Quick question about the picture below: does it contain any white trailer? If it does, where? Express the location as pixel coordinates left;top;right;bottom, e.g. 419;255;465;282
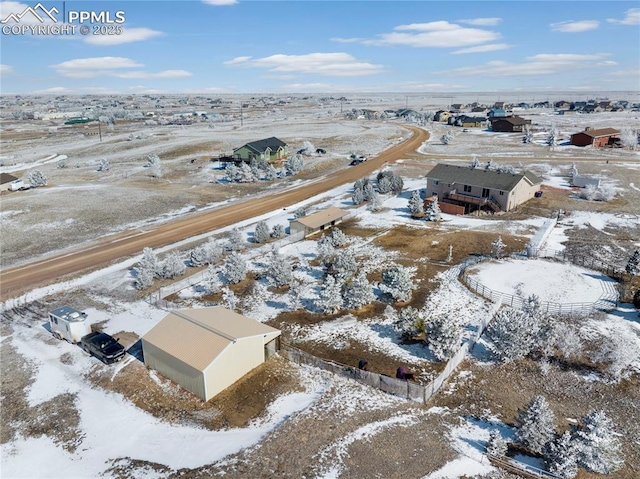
8;180;24;191
49;306;91;343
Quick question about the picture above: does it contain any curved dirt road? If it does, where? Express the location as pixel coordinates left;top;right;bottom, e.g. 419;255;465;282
0;125;428;302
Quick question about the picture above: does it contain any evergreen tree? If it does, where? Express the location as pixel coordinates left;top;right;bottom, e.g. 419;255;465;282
222;287;238;311
368;191;383;211
315;274;343;314
225;163;240;182
135;267;154;290
190;244;209;267
26;169;47;187
293;207;307;219
146;154;163;178
139;247;160;276
205;265;222;293
97;158;110;172
268;251;293;287
390;174;404;194
514;395;557;455
352;186;365;205
329;250;358;280
363;182;376;202
265;163;278;181
343;271;375;309
625;250;640;276
254;220;270;243
226;227;244;251
394;306;425;340
284;154;304;175
161;252;186;279
223;252;247;284
569;163;579;177
471;156;480;169
485;159;495;171
270;224;286;238
316;235;336;264
377;175;392;194
575;410;624;474
379;265;417;303
441;130;454;144
545;431;578;479
425;197;441;221
427;315;463;361
486;430;508;457
204;238;224;264
491;235;506;258
329;227;349;247
238;162;258;182
486;307;540;362
408;190;424;217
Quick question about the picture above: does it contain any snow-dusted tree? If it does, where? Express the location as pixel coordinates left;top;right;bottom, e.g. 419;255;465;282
343;271;376;309
486;307;540;362
226;227;244;251
556;327;582;361
271;223;286;238
253;220;270;244
377;175;392;194
56;158;67;169
368;191;383;211
569;163;579;177
329;227;348;247
283;154;304;175
161;252;186;279
146;154;163;178
267;250;293;287
485;159;495;171
547;125;560;150
486;430;508;457
427;315;463;361
394;306;424;340
316;235;336;264
363;182;376;202
205;265;222;293
390;174;404;194
27;169;47;187
97;158;110;172
522;294;541;317
545;431;579;479
620;128;637;150
329;250;358;280
293;207;307;219
575;410;624;474
189;245;209;267
491;235;506;258
352;186;365;205
441;130;454;144
315;274;343;314
139;247;160;274
408;190;425;217
625;249;639;276
425;197;441;221
264;163;278;181
379;265;417;303
237;162;258;183
204;238;224;264
471;156;481;169
522;126;533;144
288;279;308;311
223;252;247;284
135;267;155;290
222;287;238;311
514;395;556;454
497;164;516;174
225;163;240;182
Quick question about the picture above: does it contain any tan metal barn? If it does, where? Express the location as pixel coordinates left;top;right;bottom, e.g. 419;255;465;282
141;307;281;401
289;206;349;238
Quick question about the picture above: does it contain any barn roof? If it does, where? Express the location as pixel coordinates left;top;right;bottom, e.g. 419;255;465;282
292;206;349;229
572;128;620;138
142;307;280;371
235;136;287;154
426;163;542;191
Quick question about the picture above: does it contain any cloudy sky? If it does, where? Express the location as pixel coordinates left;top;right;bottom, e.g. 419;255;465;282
0;0;638;94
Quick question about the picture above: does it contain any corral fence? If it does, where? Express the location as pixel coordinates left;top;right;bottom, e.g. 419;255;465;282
525;247;623;281
488;455;562;479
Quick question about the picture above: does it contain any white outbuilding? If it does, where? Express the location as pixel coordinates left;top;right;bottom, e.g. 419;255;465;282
141;307;281;401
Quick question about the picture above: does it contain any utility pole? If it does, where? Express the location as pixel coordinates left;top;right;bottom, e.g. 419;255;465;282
98;119;102;142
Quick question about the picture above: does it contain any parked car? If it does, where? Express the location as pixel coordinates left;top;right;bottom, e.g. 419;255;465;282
350;158;362;166
316;148;326;154
80;332;126;364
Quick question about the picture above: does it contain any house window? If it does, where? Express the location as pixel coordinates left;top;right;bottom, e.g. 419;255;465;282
499;191;504;196
463;185;472;193
433;180;439;185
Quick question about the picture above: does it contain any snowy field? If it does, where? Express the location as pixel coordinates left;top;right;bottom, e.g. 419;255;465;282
2;94;640;478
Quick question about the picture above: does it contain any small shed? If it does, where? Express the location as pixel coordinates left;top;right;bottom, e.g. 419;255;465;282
289;206;349;238
570;128;620;147
142;307;281;401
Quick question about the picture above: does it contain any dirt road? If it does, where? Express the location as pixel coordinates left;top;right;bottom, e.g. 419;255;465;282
0;125;428;302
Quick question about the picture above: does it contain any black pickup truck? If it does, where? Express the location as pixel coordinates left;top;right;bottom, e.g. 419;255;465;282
80;332;126;364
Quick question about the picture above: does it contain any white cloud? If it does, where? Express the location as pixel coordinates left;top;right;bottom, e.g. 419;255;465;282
458;17;502;26
223;56;252;65
226;53;384;77
607;8;640;25
202;0;237;5
606;68;640;77
52;57;143;77
452;43;511;54
330;37;365;44
0;64;14;76
114;70;192;79
31;86;120;95
354;21;501;48
83;27;164;45
550;20;599;32
442;53;614;77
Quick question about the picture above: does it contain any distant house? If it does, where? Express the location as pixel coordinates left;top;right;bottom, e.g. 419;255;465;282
233;137;288;163
289;206;349;238
142;307;281;401
489;116;531;133
450;115;487;128
570;128;620;147
488;109;506;118
450;103;466;111
434;110;452;122
0;173;18;192
425;163;543;214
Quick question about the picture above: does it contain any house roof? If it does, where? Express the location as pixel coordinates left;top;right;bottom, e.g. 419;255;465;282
235;136;287;154
490;116;530;125
142;307;280;371
426;163;543;192
572;128;620;138
292;206;349;229
0;173;18;185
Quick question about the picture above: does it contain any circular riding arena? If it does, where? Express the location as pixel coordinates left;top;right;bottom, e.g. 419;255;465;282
465;258;619;311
